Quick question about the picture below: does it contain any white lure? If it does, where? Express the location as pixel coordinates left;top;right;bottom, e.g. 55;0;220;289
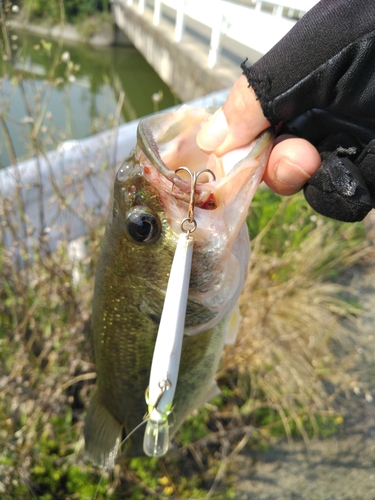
143;232;194;456
143;166;214;457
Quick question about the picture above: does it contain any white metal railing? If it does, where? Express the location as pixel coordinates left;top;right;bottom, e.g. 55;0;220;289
254;0;319;16
122;0;319;68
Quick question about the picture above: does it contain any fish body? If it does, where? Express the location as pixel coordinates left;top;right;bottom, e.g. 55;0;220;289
84;106;274;466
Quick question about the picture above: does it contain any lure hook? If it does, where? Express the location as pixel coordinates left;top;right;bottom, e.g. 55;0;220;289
145;378;172;415
175;167;216;235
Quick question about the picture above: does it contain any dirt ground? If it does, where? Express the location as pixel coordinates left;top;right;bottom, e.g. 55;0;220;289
231;247;375;499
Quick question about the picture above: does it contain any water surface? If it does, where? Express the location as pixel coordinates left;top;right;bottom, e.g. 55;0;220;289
0;30;178;168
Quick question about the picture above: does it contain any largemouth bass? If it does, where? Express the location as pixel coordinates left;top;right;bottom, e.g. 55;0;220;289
84;106;274;466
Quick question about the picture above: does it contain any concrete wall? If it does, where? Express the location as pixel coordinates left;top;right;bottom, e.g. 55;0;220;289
112;1;239;101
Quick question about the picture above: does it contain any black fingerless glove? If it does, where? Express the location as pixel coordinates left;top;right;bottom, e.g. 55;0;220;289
282;109;375;222
241;0;375;223
304;141;375;222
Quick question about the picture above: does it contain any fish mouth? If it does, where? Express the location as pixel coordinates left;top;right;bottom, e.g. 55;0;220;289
137;105;275;218
135;106;275;335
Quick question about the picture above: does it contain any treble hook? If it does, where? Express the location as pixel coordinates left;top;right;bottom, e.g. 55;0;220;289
175;167;216;235
145;378;172;415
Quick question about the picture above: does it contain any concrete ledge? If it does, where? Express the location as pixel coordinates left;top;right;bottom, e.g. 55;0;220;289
8;20;115;46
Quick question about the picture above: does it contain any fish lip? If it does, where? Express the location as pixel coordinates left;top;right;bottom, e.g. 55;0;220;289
137;115;187;189
137;114;218;208
137;109;275;211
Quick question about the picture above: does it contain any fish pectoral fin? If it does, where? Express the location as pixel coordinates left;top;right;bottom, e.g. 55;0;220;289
225;304;241;345
84;390;122;468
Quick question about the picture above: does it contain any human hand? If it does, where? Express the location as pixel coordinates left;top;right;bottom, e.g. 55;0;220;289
197;76;375;222
196;76;321;197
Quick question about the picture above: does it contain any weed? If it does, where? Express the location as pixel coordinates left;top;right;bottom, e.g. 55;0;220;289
223;189;372;445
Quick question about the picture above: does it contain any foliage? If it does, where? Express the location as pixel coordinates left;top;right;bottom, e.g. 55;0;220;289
22;0;110;24
77;11;112;38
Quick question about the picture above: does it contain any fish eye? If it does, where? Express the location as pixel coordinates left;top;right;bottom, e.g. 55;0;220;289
125;207;161;244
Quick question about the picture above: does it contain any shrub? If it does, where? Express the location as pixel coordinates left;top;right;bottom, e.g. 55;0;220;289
23;0;110;24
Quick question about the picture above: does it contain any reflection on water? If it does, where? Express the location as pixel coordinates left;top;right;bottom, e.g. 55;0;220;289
0;30;178;168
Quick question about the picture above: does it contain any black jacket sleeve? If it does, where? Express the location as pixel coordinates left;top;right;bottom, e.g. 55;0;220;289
241;0;375;222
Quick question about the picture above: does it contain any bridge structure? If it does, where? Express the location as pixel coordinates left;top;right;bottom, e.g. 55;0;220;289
112;0;319;101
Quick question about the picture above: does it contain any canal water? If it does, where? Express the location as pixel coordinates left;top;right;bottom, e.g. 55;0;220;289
0;29;178;168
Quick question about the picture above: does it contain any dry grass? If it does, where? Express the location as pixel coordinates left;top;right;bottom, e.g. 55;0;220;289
222;193;374;442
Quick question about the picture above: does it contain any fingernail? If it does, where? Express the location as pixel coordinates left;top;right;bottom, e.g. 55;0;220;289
196;108;228;151
275;158;312;187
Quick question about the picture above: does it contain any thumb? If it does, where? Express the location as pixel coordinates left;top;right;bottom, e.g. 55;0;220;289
196;76;271;156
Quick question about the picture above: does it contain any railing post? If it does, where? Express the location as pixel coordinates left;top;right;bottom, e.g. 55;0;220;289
208;7;224;69
274;4;283;17
139;0;145;13
174;0;185;42
154;0;161;25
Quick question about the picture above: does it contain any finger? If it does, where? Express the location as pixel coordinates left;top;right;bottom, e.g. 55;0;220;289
196;76;271;155
263;135;321;196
